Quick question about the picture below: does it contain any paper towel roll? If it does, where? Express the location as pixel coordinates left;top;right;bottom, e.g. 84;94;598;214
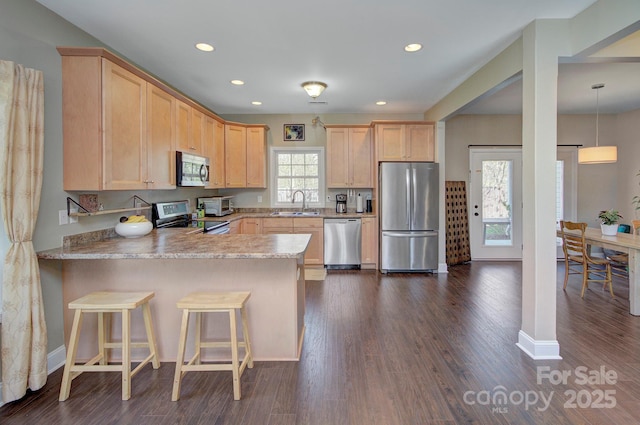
356;194;363;213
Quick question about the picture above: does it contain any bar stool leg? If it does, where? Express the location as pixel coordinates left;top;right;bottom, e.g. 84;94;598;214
194;311;202;365
240;306;254;369
229;309;241;400
59;309;84;401
172;308;190;401
97;312;107;365
142;302;160;369
121;308;132;401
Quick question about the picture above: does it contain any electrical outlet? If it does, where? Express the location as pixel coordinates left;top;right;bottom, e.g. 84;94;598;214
257;195;263;203
69;207;78;224
58;210;69;225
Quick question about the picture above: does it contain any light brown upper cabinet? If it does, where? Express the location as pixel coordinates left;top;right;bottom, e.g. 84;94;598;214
225;123;247;188
246;126;267;188
225;123;268;188
374;122;435;162
59;47;266;191
190;108;204;155
175;99;191;155
60;52;177;190
326;125;373;188
204;115;225;188
146;84;176;189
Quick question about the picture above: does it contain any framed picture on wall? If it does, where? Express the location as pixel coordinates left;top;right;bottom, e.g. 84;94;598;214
284;124;305;141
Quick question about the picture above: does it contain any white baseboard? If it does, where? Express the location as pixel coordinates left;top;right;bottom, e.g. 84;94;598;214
516;330;562;360
48;344;66;374
0;345;66;407
437;262;448;273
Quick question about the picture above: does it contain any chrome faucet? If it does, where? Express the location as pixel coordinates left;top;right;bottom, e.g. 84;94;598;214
291;190;306;210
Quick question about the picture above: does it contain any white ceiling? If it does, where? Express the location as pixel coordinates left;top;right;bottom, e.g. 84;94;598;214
35;0;638;116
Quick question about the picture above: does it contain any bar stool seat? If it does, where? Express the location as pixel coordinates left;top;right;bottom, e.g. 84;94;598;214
172;291;253;401
59;291;160;401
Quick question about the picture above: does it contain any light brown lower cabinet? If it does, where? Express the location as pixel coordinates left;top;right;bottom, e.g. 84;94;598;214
293;218;324;266
259;217;323;266
229;220;241;234
361;217;378;269
241;218;262;234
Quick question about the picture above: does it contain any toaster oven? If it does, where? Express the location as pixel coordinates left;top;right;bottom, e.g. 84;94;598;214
197;196;234;217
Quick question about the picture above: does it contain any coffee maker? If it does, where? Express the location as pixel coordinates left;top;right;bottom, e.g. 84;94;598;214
336;194;347;213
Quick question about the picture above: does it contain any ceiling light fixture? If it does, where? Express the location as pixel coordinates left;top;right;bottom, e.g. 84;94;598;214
578;83;617;164
404;43;422;52
230;79;245;85
301;81;327;99
376;101;387;106
195;43;214;52
251;101;262;106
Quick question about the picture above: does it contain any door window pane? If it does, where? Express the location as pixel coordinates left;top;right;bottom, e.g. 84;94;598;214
482;160;513;246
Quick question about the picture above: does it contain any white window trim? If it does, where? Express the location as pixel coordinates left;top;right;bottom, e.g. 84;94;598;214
269;146;325;208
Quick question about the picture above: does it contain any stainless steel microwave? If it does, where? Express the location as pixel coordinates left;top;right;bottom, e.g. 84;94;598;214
176;151;209;187
197;196;234;217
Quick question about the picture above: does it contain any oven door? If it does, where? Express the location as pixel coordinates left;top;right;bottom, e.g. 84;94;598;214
203;221;230;234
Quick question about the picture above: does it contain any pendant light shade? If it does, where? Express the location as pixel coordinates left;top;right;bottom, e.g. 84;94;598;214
578;146;617;164
578;83;617;164
301;81;327;98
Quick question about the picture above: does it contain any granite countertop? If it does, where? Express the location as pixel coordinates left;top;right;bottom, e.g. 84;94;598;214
37;228;311;260
213;209;377;222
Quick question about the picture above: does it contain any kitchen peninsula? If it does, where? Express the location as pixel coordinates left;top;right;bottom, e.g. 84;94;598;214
37;229;311;362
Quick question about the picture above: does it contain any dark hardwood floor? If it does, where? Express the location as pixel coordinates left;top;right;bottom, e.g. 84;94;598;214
3;262;640;424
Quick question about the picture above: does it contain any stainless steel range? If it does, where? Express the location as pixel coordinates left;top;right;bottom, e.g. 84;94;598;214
152;200;229;234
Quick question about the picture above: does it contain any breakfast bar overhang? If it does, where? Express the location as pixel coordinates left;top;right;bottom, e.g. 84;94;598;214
37;230;311;362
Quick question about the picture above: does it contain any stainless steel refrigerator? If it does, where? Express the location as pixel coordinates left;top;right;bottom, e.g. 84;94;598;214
379;162;439;272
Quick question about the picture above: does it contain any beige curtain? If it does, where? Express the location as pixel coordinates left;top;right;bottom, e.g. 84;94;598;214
0;60;47;403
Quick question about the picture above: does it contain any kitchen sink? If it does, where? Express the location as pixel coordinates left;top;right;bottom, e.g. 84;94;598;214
270;211;320;217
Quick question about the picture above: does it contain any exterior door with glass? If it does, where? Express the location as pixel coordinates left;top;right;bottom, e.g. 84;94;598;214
469;149;523;260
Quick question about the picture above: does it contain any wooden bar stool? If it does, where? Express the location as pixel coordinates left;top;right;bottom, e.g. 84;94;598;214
59;291;160;401
172;291;253;401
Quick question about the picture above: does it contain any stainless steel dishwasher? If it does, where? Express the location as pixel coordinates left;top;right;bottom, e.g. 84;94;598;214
324;218;361;269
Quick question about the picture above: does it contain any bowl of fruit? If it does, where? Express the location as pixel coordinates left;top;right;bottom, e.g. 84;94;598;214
115;215;153;238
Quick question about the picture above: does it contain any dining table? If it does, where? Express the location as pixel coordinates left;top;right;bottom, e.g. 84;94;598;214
558;226;640;315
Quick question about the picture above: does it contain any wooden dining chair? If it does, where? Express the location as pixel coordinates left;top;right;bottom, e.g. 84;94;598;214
560;220;614;298
606;220;640;278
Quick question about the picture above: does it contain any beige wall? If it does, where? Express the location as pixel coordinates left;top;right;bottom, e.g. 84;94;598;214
615;108;640;222
444;112;635;226
220;113;422;210
0;0;217;361
0;0;425;369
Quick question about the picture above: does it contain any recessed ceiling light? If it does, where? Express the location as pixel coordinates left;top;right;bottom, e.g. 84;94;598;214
376;101;387;106
251;101;262;106
404;43;422;52
195;43;214;52
230;80;245;85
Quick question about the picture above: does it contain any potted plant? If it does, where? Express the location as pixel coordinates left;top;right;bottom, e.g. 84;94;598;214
598;209;622;236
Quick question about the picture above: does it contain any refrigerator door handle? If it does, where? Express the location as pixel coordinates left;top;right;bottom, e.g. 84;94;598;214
406;168;411;226
382;231;438;238
412;167;417;228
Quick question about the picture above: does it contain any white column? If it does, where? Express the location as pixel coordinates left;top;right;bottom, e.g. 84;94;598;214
436;121;448;273
517;21;569;359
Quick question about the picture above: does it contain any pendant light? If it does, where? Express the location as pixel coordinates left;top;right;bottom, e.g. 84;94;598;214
578;83;617;164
